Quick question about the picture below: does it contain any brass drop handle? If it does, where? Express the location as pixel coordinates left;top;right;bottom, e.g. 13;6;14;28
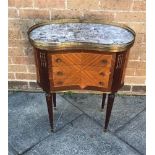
56;58;62;63
57;81;63;85
99;81;104;86
101;59;108;65
57;71;63;76
99;72;105;76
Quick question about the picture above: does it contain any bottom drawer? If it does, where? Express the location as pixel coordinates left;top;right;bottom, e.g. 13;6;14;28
52;78;81;87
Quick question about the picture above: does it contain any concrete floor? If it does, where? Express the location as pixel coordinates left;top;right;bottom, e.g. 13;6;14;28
8;92;146;155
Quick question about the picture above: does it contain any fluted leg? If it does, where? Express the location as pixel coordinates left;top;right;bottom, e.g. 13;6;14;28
104;93;115;132
45;93;54;132
101;93;106;109
52;93;56;108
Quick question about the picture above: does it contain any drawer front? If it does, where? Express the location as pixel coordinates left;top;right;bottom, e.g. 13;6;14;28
50;65;81;87
49;53;81;67
81;66;111;88
81;53;113;67
49;52;114;90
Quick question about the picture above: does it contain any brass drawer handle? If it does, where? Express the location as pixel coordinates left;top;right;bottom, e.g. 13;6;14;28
57;71;63;76
101;60;108;65
99;81;104;86
99;72;105;76
57;81;63;85
56;58;62;63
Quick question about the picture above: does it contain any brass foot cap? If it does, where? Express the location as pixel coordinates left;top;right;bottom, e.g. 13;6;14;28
104;129;107;132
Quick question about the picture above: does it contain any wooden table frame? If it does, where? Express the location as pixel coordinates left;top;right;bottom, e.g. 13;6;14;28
28;19;135;132
33;48;130;132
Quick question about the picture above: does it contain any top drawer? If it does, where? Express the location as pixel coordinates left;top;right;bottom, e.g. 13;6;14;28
81;53;113;67
49;53;81;67
49;52;113;68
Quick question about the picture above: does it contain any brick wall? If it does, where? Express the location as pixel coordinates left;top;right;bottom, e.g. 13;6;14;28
8;0;146;94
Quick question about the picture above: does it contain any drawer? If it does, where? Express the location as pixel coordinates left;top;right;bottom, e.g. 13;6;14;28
49;65;81;80
49;53;81;67
49;65;81;87
81;66;111;88
81;53;113;67
52;78;81;87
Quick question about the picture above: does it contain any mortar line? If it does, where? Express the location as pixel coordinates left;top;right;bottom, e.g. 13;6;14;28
54;113;84;133
57;97;143;155
114;108;146;133
62;95;145;155
20;133;53;155
62;94;146;132
61;95;105;127
9;143;19;155
109;131;143;155
20;113;84;155
70;111;142;155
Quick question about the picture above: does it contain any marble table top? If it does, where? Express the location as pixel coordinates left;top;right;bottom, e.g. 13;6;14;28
29;23;134;45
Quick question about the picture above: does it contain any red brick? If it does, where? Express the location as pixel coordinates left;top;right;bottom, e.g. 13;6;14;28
8;8;18;18
34;0;65;8
135;69;146;76
139;51;146;61
8;73;15;79
9;19;34;39
9;19;34;30
128;49;140;60
15;73;36;80
8;29;21;40
17;0;33;7
129;44;146;60
83;11;115;22
132;1;146;11
23;47;34;56
115;12;145;22
8;47;25;56
100;0;132;10
135;33;145;44
124;76;145;84
67;0;100;10
9;65;27;73
19;9;50;19
27;65;36;73
8;0;15;7
9;39;31;48
11;56;35;65
125;68;135;76
129;22;145;33
8;0;33;8
51;10;82;19
127;61;146;69
8;57;12;64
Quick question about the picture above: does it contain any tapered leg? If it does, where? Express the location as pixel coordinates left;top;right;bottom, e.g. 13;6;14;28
52;93;56;108
104;93;115;132
101;93;106;109
45;93;54;132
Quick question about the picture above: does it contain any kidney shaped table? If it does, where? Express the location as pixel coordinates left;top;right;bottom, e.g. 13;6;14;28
28;19;135;132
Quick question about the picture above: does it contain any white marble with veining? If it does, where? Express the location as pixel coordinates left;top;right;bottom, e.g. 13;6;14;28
29;23;134;45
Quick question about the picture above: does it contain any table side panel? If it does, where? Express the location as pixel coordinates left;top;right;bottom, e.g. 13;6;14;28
111;50;129;92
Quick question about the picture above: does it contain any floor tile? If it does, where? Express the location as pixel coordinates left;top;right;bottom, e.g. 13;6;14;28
116;111;146;155
8;144;17;155
8;92;82;154
25;115;139;155
62;94;146;132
